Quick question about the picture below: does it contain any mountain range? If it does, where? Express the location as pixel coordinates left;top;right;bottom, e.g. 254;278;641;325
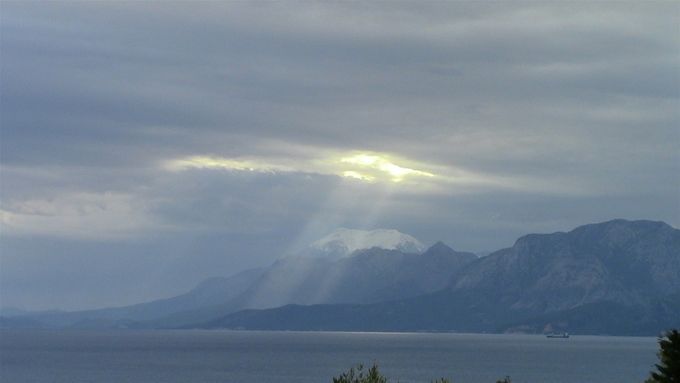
0;229;474;329
3;220;679;335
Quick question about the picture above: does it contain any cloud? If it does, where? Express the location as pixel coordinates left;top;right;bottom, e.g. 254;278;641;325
160;148;605;197
163;151;438;184
338;153;434;182
164;156;295;174
0;192;161;240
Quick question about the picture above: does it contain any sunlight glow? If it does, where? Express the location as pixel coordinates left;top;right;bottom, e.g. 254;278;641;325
165;152;437;185
164;156;290;173
339;153;435;182
341;171;375;182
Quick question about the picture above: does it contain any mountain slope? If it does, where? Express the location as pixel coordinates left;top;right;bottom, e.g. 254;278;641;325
7;267;266;328
142;242;476;328
9;240;475;329
200;219;680;335
232;243;476;309
451;219;680;312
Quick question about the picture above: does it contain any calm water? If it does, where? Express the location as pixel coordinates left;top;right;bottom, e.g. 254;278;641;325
0;330;658;383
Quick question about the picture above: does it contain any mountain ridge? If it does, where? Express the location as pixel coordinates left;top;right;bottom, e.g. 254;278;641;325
2;239;474;329
4;219;677;336
198;219;680;335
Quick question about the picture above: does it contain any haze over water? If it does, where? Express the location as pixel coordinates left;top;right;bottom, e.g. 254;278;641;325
0;330;658;383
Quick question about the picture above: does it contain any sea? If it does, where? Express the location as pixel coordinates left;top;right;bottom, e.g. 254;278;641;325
0;330;658;383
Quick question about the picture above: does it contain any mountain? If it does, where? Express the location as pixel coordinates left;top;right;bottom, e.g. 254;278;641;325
4;267;266;329
228;243;476;309
140;242;475;328
451;219;680;312
232;229;432;312
11;219;677;335
307;228;426;258
7;236;474;330
199;219;680;335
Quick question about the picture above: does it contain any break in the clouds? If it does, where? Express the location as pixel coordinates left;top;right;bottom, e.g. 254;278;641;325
164;151;439;184
1;2;678;310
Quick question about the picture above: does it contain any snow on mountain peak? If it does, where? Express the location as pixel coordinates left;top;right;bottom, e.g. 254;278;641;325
309;228;425;257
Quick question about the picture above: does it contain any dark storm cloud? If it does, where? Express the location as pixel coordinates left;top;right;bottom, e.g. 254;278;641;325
1;1;678;309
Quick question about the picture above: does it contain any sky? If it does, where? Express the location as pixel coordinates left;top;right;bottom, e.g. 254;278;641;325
1;1;678;311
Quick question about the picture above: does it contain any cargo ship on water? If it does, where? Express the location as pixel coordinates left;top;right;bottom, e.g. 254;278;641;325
546;332;570;338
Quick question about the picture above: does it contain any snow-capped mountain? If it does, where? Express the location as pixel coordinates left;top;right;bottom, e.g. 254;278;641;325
309;228;426;257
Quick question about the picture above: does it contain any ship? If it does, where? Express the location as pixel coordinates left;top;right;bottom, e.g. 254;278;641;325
546;332;570;338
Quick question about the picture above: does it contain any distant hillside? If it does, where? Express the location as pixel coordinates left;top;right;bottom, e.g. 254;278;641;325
230;243;476;309
200;220;680;335
6;239;475;329
140;242;475;328
2;267;266;329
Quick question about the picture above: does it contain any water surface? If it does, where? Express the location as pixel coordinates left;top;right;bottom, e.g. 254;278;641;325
0;330;658;383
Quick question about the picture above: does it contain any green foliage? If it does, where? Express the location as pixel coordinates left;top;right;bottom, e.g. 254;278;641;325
332;364;388;383
646;329;680;383
332;363;515;383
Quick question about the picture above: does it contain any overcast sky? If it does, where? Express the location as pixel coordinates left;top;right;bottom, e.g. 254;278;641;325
1;1;678;311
